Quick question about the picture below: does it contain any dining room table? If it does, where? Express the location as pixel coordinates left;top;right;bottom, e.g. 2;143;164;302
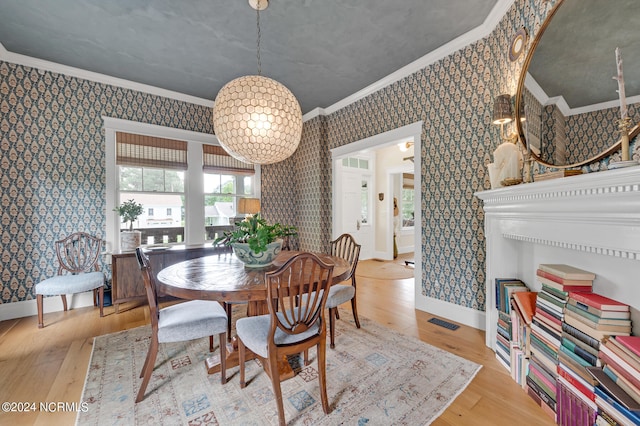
155;249;351;379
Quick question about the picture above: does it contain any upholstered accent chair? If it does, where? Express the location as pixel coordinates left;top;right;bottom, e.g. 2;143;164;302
35;232;105;328
134;248;228;403
326;233;361;348
236;252;334;426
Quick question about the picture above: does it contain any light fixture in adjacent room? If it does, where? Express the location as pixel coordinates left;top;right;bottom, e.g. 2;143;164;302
398;141;413;152
212;0;302;165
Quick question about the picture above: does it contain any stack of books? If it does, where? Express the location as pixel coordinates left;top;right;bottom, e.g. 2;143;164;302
558;292;632;426
586;336;640;425
528;264;595;422
510;291;537;387
495;278;528;372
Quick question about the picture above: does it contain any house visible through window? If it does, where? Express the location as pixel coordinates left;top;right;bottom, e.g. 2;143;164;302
111;128;258;247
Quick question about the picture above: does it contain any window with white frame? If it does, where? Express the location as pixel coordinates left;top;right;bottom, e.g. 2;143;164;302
401;173;414;228
114;131;257;247
202;145;255;239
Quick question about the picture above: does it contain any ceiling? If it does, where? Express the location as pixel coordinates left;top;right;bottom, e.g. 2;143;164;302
0;0;499;114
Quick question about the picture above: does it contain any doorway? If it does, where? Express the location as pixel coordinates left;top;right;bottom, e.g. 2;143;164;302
331;122;423;294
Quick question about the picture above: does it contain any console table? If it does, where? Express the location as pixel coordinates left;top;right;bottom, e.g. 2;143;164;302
110;245;230;312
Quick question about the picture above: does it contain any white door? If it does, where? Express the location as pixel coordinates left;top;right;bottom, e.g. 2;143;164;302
338;168;373;260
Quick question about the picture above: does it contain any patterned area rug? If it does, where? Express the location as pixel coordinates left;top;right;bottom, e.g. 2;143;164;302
77;313;480;425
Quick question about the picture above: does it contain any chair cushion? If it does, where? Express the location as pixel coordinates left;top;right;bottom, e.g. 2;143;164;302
236;311;320;358
158;300;227;343
326;284;355;309
35;272;104;295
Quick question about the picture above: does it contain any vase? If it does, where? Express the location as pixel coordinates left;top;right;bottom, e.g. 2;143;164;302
120;230;141;252
231;239;282;268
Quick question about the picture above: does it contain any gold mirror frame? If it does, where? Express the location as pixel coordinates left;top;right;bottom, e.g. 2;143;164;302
514;0;640;169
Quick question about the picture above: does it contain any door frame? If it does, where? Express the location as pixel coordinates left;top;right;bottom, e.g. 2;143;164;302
330;121;423;293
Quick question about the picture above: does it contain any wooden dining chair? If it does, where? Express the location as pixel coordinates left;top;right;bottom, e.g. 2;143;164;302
35;232;105;328
134;248;228;403
326;233;361;348
236;252;334;425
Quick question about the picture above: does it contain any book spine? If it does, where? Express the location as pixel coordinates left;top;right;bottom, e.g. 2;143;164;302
559;345;591;368
562;338;598;366
594;386;640;424
603;366;640;405
529;363;557;397
569;292;628;312
537;268;593;286
532;319;561;343
599;345;640;382
537;302;564;321
562;322;600;349
599;351;640;390
557;366;595;401
526;375;557;410
562;332;599;357
616;337;640;359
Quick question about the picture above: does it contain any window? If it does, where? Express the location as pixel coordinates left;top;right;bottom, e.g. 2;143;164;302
360;179;369;224
401;173;415;228
116;132;187;245
202;145;255;238
105;119;261;250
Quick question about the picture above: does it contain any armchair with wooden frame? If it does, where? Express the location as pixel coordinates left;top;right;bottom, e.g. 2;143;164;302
35;232;105;328
134;248;228;403
236;252;334;426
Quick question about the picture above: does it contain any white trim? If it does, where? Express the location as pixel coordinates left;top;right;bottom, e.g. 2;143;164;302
415;295;486;331
1;0;515;120
331;121;422;313
0;42;214;108
0;293;96;322
322;0;516;115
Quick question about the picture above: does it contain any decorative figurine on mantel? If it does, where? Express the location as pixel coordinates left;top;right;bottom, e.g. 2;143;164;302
488;94;524;188
610;47;638;169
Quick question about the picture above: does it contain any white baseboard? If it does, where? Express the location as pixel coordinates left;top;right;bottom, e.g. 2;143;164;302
0;293;96;322
415;294;486;331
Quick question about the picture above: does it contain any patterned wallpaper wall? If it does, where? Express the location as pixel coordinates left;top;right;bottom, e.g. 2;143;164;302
0;62;213;303
3;0;636;313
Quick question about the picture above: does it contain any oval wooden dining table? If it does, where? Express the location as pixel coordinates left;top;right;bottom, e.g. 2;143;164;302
156;250;350;378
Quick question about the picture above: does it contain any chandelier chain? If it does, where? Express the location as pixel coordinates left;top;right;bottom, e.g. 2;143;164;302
256;0;262;76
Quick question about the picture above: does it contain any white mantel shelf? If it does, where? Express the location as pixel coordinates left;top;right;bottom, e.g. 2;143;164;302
475;167;640;349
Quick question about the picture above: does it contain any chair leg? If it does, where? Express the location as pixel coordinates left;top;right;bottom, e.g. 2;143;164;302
303;348;310;366
350;295;361;329
317;339;330;415
98;287;104;317
37;294;44;328
334;308;340;320
209;336;214;352
238;337;246;389
61;295;68;311
136;337;159;403
225;303;232;342
219;333;227;384
329;307;337;349
268;355;286;426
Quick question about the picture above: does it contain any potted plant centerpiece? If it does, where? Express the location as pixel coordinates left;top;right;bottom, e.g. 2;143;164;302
114;199;144;252
214;214;297;267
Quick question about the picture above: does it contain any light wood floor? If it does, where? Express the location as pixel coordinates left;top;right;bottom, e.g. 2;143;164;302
0;269;554;425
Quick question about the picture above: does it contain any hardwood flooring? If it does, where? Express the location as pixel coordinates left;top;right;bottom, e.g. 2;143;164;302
0;270;554;425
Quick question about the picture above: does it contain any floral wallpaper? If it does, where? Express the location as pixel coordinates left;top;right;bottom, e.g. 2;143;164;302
2;0;635;315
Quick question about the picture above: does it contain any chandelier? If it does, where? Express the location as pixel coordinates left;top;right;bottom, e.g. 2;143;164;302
212;0;302;165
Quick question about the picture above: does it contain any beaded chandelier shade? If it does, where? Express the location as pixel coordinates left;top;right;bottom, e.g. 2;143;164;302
212;0;302;165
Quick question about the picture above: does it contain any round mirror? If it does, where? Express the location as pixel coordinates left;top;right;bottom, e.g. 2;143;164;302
515;0;640;168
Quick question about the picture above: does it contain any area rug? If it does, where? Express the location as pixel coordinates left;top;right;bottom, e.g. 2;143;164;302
77;313;480;425
356;253;415;280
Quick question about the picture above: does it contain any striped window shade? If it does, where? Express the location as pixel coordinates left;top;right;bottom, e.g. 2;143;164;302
203;144;255;175
116;132;188;170
402;173;414;189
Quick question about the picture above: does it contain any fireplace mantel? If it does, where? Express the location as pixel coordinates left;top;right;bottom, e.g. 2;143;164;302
476;167;640;349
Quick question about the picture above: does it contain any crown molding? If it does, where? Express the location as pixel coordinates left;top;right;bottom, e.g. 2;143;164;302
322;0;517;115
0;42;214;108
1;1;517;116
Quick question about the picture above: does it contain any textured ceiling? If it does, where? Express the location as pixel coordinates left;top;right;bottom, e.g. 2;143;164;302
527;0;640;109
0;0;498;113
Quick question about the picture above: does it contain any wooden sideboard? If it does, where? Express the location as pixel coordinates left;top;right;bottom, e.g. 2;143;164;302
111;245;231;312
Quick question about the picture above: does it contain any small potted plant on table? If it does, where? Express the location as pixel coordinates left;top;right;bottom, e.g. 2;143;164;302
214;214;297;267
114;199;144;251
